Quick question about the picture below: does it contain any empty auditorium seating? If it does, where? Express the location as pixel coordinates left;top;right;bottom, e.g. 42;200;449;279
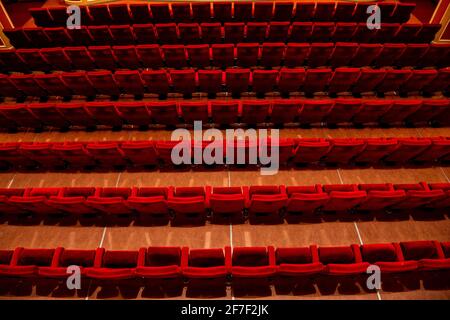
320;244;369;275
168;187;207;225
85;187;132;216
209;187;246;223
127;187;170;224
246;186;287;223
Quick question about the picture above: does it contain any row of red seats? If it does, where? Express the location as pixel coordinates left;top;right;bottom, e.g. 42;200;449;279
0;183;449;224
0;241;449;292
5;22;440;49
2;43;448;73
29;2;416;26
0;99;449;131
1;68;448;98
0;137;448;172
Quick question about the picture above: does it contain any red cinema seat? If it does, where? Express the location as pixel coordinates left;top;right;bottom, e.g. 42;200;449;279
29;7;53;27
322;139;366;164
428;184;450;208
88;26;113;46
180;101;209;124
254;2;273;21
394;23;422;43
57;103;96;128
399;67;436;92
273;1;293;21
392;2;416;23
61;72;96;97
327;68;360;94
112;45;141;69
85;249;137;281
0;50;28;73
44;27;73;46
320;245;369;276
333;23;357;42
3;28;30;48
121;142;157;167
251;70;278;95
162;45;186;68
0;143;35;169
240;100;270;124
303;69;332;93
293;2;315;21
351;69;386;93
375;44;406;67
270;99;301;125
351;44;383;67
278;68;306;93
370;23;399;43
110;25;135;45
22;27;51;48
201;23;222;43
38;247;97;280
402;241;450;271
89;4;112;25
210;100;239;125
260;43;284;67
155;140;190;165
420;43;450;68
192;2;211;22
33;74;72;97
178;23;201;44
86;188;132;216
391;182;446;210
19;143;65;168
325;99;362;125
0;249;14;274
315;2;335;21
290;22;313;42
87;71;120;96
413;137;450;163
155;23;178;44
208;187;246;223
267;22;290;42
298;100;334;126
135;247;183;291
0;248;55;278
115;101;151;127
9;74;47;97
284;43;309;67
353;23;377;43
108;4;132;24
132;24;157;44
334;2;355;21
415;23;441;43
352;99;393;125
67;26;93;47
0;75;20;97
423;68;450;94
224;22;245;43
85;102;123;127
171;2;191;22
353;138;398;164
236;43;259;67
86;142;127;167
149;3;171;23
114;71;145;96
147;101;179;126
211;44;234;67
379;99;422;125
293;138;331;163
226;68;250;96
40;48;72;71
246;186;287;224
47;187;96;216
406;99;450;126
321;185;367;212
16;49;49;71
88;46;116;70
48;7;68;25
127;187;169;223
9;188;62;215
64;47;95;70
0;105;40;129
0;189;25;215
286;185;330;216
231;246;276;285
27;103;69;129
51;142;96;168
357;185;406;211
311;22;335;42
187;44;210;68
246;22;267;42
383;138;432;163
307;43;333;67
361;243;417;273
170;69;197;95
213;2;232;22
198;70;223;95
275;246;325;278
329;43;358;67
168;187;207;225
136;44;163;68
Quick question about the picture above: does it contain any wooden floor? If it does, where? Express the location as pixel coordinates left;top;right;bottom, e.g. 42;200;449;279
0;126;449;300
